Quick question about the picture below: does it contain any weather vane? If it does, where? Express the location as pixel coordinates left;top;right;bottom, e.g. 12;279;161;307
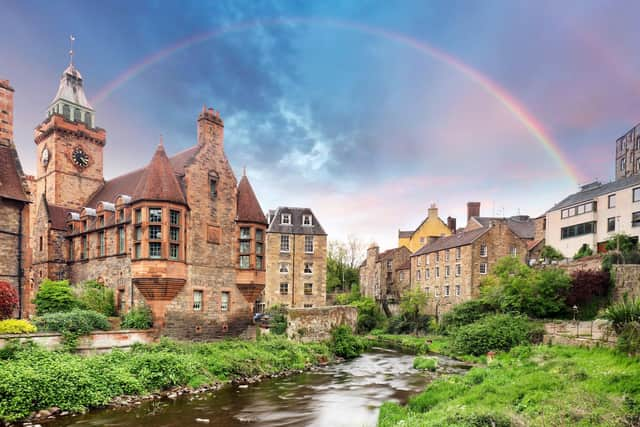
69;35;75;66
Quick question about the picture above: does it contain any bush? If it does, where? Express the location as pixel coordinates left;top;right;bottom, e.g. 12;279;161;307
0;282;18;320
350;297;384;333
33;279;78;315
439;299;496;333
386;314;432;335
413;356;437;371
566;270;610;319
76;281;116;317
330;325;366;359
35;309;111;335
121;306;153;329
573;243;593;260
450;314;540;356
601;297;640;333
267;305;288;335
540;245;564;261
617;322;640;355
0;319;37;334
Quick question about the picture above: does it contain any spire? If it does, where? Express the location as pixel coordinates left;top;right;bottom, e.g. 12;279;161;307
69;35;75;66
132;144;187;205
237;173;267;224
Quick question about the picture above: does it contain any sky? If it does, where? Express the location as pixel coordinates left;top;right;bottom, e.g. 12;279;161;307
2;0;640;249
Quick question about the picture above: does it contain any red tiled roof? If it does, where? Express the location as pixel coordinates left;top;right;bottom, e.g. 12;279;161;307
132;144;187;205
237;174;267;224
0;144;29;202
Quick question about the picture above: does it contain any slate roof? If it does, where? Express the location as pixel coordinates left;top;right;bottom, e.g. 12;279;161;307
47;203;73;231
237;174;267;224
473;216;535;239
267;207;327;235
132;144;187;205
412;227;490;256
86;145;199;208
0;144;29;202
51;64;93;110
377;246;409;262
548;175;640;212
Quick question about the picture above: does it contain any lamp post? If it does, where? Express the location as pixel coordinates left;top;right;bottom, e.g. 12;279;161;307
572;305;578;322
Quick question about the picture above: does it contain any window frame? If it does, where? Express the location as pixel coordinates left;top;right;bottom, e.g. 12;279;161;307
304;235;314;253
279;282;289;295
302;214;313;226
221;291;230;312
479;262;488;275
280;235;290;252
193;290;203;311
304;282;313;296
281;213;291;225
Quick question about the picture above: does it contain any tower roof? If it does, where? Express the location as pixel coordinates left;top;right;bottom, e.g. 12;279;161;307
50;63;93;110
132;143;187;205
237;173;267;224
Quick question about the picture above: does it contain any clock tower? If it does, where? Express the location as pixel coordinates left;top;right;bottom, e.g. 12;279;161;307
34;53;105;210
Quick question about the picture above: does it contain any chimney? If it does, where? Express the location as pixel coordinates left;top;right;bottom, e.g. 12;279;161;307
467;202;480;222
447;216;456;233
428;203;438;218
197;104;224;150
0;80;14;147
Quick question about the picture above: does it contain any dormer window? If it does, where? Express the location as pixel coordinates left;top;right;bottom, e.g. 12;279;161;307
302;215;312;226
281;214;291;225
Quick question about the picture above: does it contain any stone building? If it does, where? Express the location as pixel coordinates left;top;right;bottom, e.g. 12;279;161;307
358;245;411;309
615;123;640;180
0;80;31;318
264;207;327;309
410;203;536;317
18;58;267;339
398;203;455;252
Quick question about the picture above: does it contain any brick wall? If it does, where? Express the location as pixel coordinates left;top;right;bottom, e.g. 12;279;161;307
286;305;357;342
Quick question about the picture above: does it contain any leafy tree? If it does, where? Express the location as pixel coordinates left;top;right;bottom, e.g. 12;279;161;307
573;243;593;260
606;234;638;253
397;288;429;335
540;245;564;261
602;234;640;271
327;236;365;293
76;280;116;317
350;295;384;333
33;279;78;315
0;281;18;320
439;299;497;333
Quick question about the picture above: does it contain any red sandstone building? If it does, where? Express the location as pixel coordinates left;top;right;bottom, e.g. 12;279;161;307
1;59;269;338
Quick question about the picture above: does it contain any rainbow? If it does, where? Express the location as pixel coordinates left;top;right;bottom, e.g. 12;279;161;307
91;17;582;184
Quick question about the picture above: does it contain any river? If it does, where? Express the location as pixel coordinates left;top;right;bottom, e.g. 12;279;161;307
46;349;469;427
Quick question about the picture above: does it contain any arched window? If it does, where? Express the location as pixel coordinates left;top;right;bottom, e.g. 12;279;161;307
62;104;71;120
74;108;82;122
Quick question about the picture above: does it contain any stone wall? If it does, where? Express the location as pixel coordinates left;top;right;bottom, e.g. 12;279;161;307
0;329;155;354
286;305;357;342
553;255;602;273
613;264;640;301
543;320;616;348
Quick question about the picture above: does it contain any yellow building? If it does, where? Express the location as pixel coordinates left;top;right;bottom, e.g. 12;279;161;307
398;204;453;252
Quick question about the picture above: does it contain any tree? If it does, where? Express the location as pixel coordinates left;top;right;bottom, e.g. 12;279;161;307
33;279;78;315
327;236;365;292
0;281;18;320
540;245;564;262
399;288;429;335
573;243;593;260
605;234;638;253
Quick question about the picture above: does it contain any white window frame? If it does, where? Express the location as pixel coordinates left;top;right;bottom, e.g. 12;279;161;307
455;247;461;260
455;284;461;296
425;254;430;265
302;214;313;226
425;268;430;279
511;246;517;257
280;235;290;253
417;256;421;267
444;285;450;297
304;235;314;253
416;269;421;281
435;266;440;278
279;262;289;274
304;263;313;274
480;262;488;275
445;265;450;278
479;244;488;257
193;290;203;311
455;263;461;277
281;213;292;225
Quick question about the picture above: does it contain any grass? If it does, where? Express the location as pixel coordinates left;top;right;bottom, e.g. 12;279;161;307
413;356;437;371
0;335;333;422
379;344;640;426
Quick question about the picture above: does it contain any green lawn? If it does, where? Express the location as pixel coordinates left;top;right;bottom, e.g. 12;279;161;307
379;344;640;426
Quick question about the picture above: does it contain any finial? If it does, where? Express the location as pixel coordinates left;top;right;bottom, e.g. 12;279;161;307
69;35;75;66
243;166;247;177
159;134;164;147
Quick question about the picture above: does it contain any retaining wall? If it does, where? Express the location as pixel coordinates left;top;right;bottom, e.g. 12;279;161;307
613;264;640;302
286;305;357;343
542;320;616;348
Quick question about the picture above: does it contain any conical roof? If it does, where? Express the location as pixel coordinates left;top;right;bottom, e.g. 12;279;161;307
132;144;187;205
50;64;93;110
237;173;267;224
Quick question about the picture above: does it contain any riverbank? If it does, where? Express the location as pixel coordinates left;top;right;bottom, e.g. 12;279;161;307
0;336;335;424
379;344;640;426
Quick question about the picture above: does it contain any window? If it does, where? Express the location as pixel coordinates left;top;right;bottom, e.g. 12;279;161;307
193;290;203;311
561;202;596;219
74;108;81;122
399;271;404;281
609;194;616;209
98;231;105;256
69;239;74;260
149;208;162;223
81;235;88;260
417;256;421;267
256;229;264;242
304;263;313;274
435;287;440;297
239;241;250;254
170;227;179;242
444;285;450;297
135;243;141;259
425;287;430;295
455;263;461;277
240;227;251;239
149;225;162;240
85;112;92;127
135;226;142;241
445;265;450;278
425;268;430;279
118;209;125;222
63;104;70;120
479;263;488;274
456;247;461;260
425;254;429;265
279;263;289;274
633;212;640;227
209;178;217;199
304;236;314;253
455;284;461;296
621;158;627;172
304;304;313;308
149;242;161;258
135;209;142;224
39;236;43;251
280;283;289;295
445;250;450;262
386;260;392;270
479;244;487;257
436;252;440;262
239;255;250;269
280;235;290;252
561;221;597;239
302;214;313;226
511;246;517;257
608;217;616;232
435;266;440;278
416;269;421;280
170;210;180;225
170;244;179;260
304;283;313;295
256;256;263;270
221;292;229;311
98;215;104;227
281;214;291;225
634;187;640;202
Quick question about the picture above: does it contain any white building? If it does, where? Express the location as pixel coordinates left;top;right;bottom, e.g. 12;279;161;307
546;176;640;257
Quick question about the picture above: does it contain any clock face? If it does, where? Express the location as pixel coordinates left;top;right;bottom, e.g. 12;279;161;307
71;147;90;168
41;147;49;166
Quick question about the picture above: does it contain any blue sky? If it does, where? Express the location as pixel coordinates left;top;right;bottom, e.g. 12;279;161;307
3;0;640;248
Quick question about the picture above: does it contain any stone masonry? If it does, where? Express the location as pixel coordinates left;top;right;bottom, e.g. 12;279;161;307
286;305;357;342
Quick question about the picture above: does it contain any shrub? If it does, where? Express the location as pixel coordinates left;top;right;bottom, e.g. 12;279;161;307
413;356;437;371
76;280;116;317
0;319;37;334
121;306;153;329
606;234;638;253
617;322;640;355
439;299;496;333
350;297;384;333
573;243;593;260
386;314;432;335
450;314;540;356
566;270;611;319
0;282;18;320
33;279;78;315
35;309;110;335
601;297;640;333
330;325;366;359
267;305;287;335
540;245;564;262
